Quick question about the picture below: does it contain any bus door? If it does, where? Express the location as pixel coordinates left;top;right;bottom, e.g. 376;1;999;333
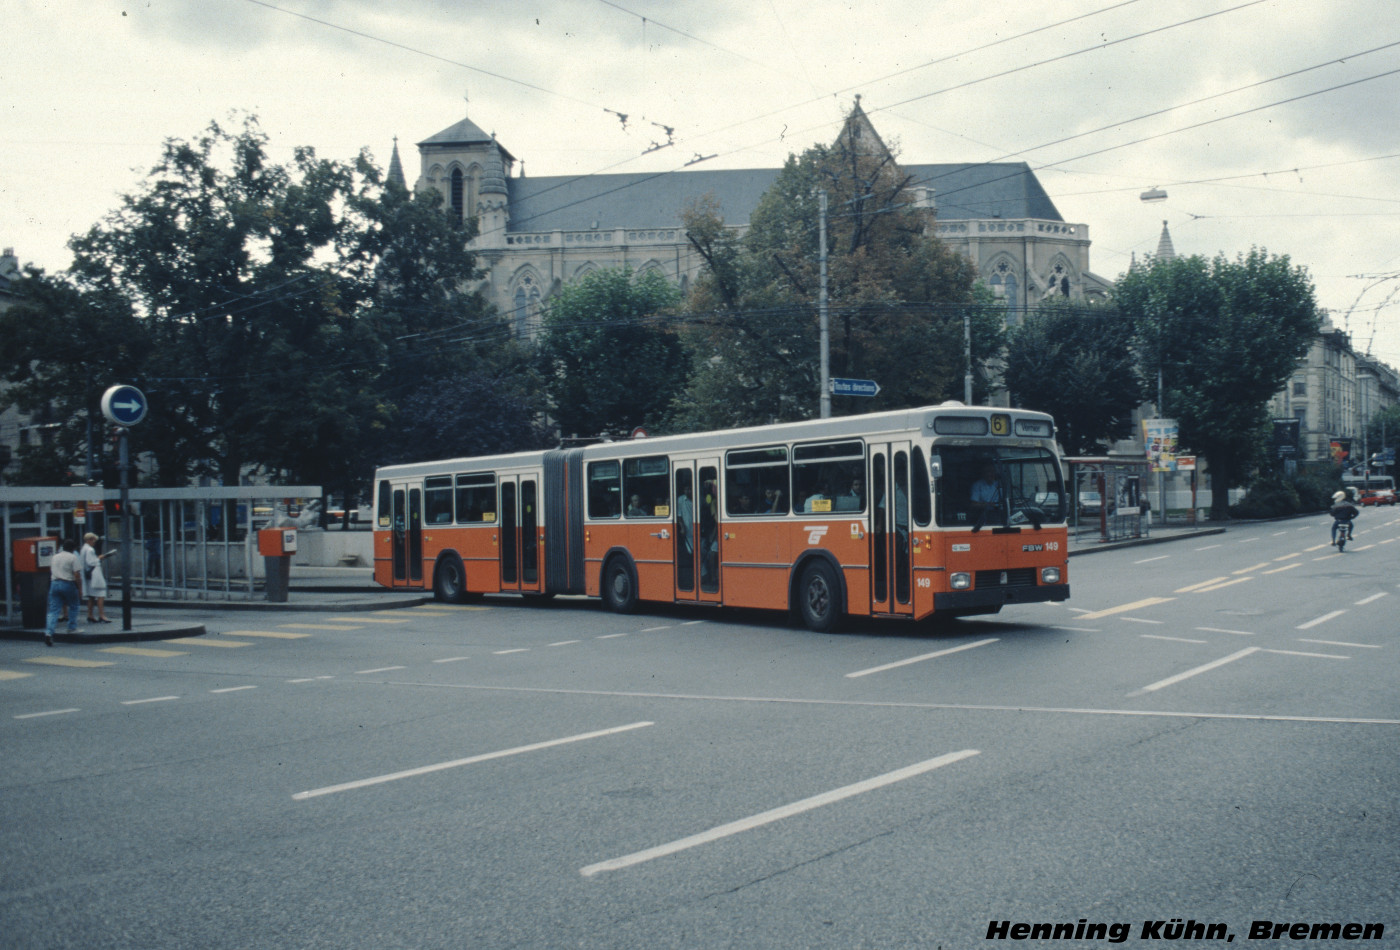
391;482;423;588
673;459;721;602
869;442;913;616
497;475;542;593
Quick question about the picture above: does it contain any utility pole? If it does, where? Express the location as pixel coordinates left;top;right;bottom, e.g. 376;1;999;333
818;189;831;419
963;309;973;404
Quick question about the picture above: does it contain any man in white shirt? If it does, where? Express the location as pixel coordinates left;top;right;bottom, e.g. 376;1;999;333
45;538;82;646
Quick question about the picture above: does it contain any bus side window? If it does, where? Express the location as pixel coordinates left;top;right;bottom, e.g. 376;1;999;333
624;456;670;518
425;475;454;524
725;446;789;515
588;461;622;519
912;448;932;526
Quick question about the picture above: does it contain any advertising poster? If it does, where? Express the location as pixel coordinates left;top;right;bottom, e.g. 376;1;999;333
1142;418;1179;472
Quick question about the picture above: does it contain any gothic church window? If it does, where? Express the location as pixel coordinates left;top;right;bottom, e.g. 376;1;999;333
989;260;1021;325
513;274;542;336
450;169;464;222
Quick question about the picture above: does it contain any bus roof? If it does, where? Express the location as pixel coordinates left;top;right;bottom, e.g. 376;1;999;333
373;403;1056;480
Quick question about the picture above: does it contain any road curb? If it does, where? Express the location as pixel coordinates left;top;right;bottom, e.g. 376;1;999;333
1069;527;1226;557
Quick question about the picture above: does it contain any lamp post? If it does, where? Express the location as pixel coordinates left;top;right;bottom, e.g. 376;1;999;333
1359;370;1375;489
1140;186;1169;520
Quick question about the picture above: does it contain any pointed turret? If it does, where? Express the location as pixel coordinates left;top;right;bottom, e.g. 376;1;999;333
386;137;406;189
1155;220;1176;261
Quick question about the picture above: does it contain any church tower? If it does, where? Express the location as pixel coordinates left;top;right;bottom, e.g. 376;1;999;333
414;110;516;258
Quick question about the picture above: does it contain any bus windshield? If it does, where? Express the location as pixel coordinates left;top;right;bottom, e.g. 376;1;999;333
933;445;1067;528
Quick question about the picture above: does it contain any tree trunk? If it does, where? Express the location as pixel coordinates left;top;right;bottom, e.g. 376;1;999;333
1208;454;1232;521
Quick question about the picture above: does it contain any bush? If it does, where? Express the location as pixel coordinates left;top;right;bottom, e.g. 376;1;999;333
1230;473;1339;519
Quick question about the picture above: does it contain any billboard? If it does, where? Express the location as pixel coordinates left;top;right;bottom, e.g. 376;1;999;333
1142;418;1179;472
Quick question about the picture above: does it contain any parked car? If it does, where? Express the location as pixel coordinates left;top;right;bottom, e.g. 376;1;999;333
1077;490;1103;519
1358;487;1396;507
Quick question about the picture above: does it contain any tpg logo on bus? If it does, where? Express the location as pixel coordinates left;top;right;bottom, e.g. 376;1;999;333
804;525;829;545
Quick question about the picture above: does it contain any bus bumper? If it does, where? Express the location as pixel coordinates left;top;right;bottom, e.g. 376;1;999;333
934;584;1070;610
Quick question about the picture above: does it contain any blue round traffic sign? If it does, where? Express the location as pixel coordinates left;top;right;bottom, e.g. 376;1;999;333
101;385;148;427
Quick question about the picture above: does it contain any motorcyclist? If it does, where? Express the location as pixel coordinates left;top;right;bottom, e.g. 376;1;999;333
1330;490;1359;547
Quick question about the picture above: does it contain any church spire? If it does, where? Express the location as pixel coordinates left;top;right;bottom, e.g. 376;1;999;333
386;136;406;189
1154;220;1176;261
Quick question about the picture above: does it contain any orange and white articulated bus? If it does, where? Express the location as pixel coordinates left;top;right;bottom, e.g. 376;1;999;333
372;403;1069;630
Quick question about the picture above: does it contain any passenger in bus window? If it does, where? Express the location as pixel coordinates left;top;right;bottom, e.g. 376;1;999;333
627;494;647;517
763;487;785;514
804;483;830;512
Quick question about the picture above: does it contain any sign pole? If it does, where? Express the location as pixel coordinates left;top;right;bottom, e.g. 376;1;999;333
101;384;146;632
119;429;132;631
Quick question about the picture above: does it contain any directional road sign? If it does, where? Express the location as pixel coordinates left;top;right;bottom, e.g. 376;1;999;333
829;377;881;397
101;384;148;427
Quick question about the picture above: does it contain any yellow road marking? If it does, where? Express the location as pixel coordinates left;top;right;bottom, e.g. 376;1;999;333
1194;576;1254;593
101;647;188;658
1272;552;1302;561
279;623;360;631
1304;543;1331;552
223;630;311;639
1174;577;1230;593
0;669;34;680
1262;563;1302;575
24;656;114;668
328;616;410;624
166;637;253;648
1076;597;1174;621
1233;562;1271;575
411;605;489;612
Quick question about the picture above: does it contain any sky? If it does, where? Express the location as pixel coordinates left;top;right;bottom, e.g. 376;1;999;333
7;0;1400;364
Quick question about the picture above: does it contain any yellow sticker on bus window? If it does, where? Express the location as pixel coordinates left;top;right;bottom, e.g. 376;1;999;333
810;498;832;513
482;512;496;522
991;413;1011;436
655;506;671;517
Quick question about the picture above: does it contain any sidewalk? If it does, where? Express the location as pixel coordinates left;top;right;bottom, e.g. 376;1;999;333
1067;521;1225;556
0;567;425;645
2;525;1227;644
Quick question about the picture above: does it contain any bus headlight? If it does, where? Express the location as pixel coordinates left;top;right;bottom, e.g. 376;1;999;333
950;572;972;590
1041;567;1062;585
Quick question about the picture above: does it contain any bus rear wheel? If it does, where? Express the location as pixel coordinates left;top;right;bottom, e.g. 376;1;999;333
602;558;638;614
797;561;842;632
433;554;467;603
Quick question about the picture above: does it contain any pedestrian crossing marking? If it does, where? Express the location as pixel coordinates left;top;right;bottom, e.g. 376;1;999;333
24;656;115;668
328;616;409;624
279;623;360;631
166;637;253;648
101;647;188;658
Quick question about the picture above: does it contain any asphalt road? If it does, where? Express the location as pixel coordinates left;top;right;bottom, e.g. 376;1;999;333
2;513;1397;949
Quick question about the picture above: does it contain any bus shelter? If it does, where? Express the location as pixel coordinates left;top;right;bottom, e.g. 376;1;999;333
2;485;320;625
1063;457;1152;543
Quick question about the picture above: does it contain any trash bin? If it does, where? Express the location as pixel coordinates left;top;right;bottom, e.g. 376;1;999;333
12;537;58;629
258;528;297;603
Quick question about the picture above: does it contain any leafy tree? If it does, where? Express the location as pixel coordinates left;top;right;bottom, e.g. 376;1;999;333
1115;249;1321;517
67;115;367;487
1003;301;1141;455
0;268;149;485
535;267;686;438
674;110;996;430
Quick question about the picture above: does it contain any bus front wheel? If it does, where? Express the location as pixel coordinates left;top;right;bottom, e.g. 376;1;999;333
602;558;638;614
797;561;842;632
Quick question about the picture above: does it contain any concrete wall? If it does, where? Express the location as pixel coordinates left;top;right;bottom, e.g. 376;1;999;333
292;528;374;567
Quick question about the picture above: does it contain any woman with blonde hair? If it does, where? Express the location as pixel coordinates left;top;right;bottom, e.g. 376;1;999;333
80;533;115;623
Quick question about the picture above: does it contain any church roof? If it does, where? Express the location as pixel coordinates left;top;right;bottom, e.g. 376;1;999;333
504;161;1063;234
418;115;517;164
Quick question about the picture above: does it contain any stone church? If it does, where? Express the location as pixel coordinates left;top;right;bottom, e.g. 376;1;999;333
395;99;1112;332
